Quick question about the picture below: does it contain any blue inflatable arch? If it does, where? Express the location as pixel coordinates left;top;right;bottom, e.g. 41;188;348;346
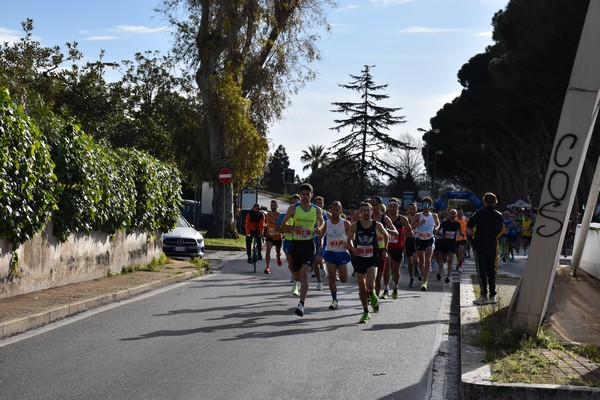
434;191;483;211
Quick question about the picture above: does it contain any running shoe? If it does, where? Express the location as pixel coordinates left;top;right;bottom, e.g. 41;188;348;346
329;300;338;310
291;283;299;297
247;256;252;264
373;304;380;313
295;303;304;317
392;289;398;300
457;267;463;273
486;296;497;305
276;256;282;266
444;276;450;284
264;266;271;274
473;296;488;305
369;292;379;309
420;281;428;292
409;278;415;288
380;290;389;300
316;281;323;291
436;273;441;281
359;312;371;324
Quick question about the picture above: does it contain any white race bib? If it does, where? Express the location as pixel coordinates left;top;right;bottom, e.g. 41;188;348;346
328;238;345;251
294;227;313;239
418;231;432;240
357;245;374;257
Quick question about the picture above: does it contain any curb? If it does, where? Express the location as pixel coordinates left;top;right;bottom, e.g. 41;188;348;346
204;245;244;251
459;273;600;399
0;269;201;340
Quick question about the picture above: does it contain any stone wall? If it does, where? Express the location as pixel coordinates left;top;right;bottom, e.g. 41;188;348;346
0;222;162;299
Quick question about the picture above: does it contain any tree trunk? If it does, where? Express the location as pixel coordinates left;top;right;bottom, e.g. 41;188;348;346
201;99;238;239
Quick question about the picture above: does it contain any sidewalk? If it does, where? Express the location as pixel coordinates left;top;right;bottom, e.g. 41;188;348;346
459;254;600;399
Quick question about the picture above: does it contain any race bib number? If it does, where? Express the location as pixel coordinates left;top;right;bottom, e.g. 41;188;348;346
418;231;432;240
357;245;374;257
328;239;345;251
294;227;313;239
444;231;456;240
268;227;277;236
389;233;399;244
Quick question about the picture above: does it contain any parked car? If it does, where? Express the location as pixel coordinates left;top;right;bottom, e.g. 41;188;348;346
162;216;205;259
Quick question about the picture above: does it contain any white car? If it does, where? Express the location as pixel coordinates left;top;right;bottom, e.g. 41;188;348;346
162;216;205;259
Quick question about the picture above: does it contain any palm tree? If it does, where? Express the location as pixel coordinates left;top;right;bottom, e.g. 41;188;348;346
300;144;331;173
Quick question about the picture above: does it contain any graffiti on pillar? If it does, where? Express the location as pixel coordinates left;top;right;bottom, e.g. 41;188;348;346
536;133;578;238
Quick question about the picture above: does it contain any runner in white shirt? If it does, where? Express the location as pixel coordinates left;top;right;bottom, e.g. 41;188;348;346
318;201;352;310
410;197;440;292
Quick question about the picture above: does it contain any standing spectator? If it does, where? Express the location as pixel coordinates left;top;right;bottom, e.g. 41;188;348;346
467;192;505;305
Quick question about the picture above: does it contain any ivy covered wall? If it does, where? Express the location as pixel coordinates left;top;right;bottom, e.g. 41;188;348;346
0;88;182;282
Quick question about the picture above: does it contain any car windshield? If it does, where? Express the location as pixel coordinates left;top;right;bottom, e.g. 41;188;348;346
176;216;192;228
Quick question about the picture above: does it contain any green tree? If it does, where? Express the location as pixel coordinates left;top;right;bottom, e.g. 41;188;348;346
0;19;86;132
300;144;331;174
264;144;290;193
330;65;408;200
427;0;595;206
158;0;333;237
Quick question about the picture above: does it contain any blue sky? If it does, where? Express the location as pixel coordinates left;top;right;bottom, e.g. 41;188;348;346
1;0;508;178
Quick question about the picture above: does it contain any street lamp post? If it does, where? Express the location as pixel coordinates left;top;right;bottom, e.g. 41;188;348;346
417;128;440;196
433;150;444;200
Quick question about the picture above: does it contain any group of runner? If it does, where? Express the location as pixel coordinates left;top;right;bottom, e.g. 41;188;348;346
245;183;479;323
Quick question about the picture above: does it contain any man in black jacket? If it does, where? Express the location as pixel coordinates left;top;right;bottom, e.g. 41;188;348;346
467;192;505;305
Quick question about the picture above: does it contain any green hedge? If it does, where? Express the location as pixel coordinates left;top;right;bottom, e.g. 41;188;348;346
0;88;182;266
0;89;58;248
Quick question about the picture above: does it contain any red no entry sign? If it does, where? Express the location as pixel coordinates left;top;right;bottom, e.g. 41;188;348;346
218;168;232;184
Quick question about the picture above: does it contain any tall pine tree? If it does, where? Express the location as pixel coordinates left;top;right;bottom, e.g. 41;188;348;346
330;65;408;200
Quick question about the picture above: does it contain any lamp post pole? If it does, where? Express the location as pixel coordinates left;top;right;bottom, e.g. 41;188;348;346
418;128;440;196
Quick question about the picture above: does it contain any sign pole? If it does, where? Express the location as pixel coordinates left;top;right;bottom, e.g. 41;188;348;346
222;183;226;239
218;168;233;238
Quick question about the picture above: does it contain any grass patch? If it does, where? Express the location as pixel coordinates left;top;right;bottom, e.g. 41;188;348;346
200;231;245;249
190;257;212;276
121;254;169;274
472;280;600;387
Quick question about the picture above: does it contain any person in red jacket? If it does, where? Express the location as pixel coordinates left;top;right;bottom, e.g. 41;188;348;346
245;204;265;263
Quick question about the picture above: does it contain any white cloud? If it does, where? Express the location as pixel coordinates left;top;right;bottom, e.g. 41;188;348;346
369;0;412;4
338;4;360;11
400;26;473;34
0;27;21;44
86;35;119;41
475;30;493;37
110;25;169;34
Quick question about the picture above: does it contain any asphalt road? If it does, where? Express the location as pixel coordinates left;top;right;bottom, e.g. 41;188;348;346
0;255;452;400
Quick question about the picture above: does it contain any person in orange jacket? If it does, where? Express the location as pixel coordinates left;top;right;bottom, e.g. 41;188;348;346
246;203;265;263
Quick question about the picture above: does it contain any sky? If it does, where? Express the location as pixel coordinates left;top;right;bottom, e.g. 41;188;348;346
0;0;509;179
